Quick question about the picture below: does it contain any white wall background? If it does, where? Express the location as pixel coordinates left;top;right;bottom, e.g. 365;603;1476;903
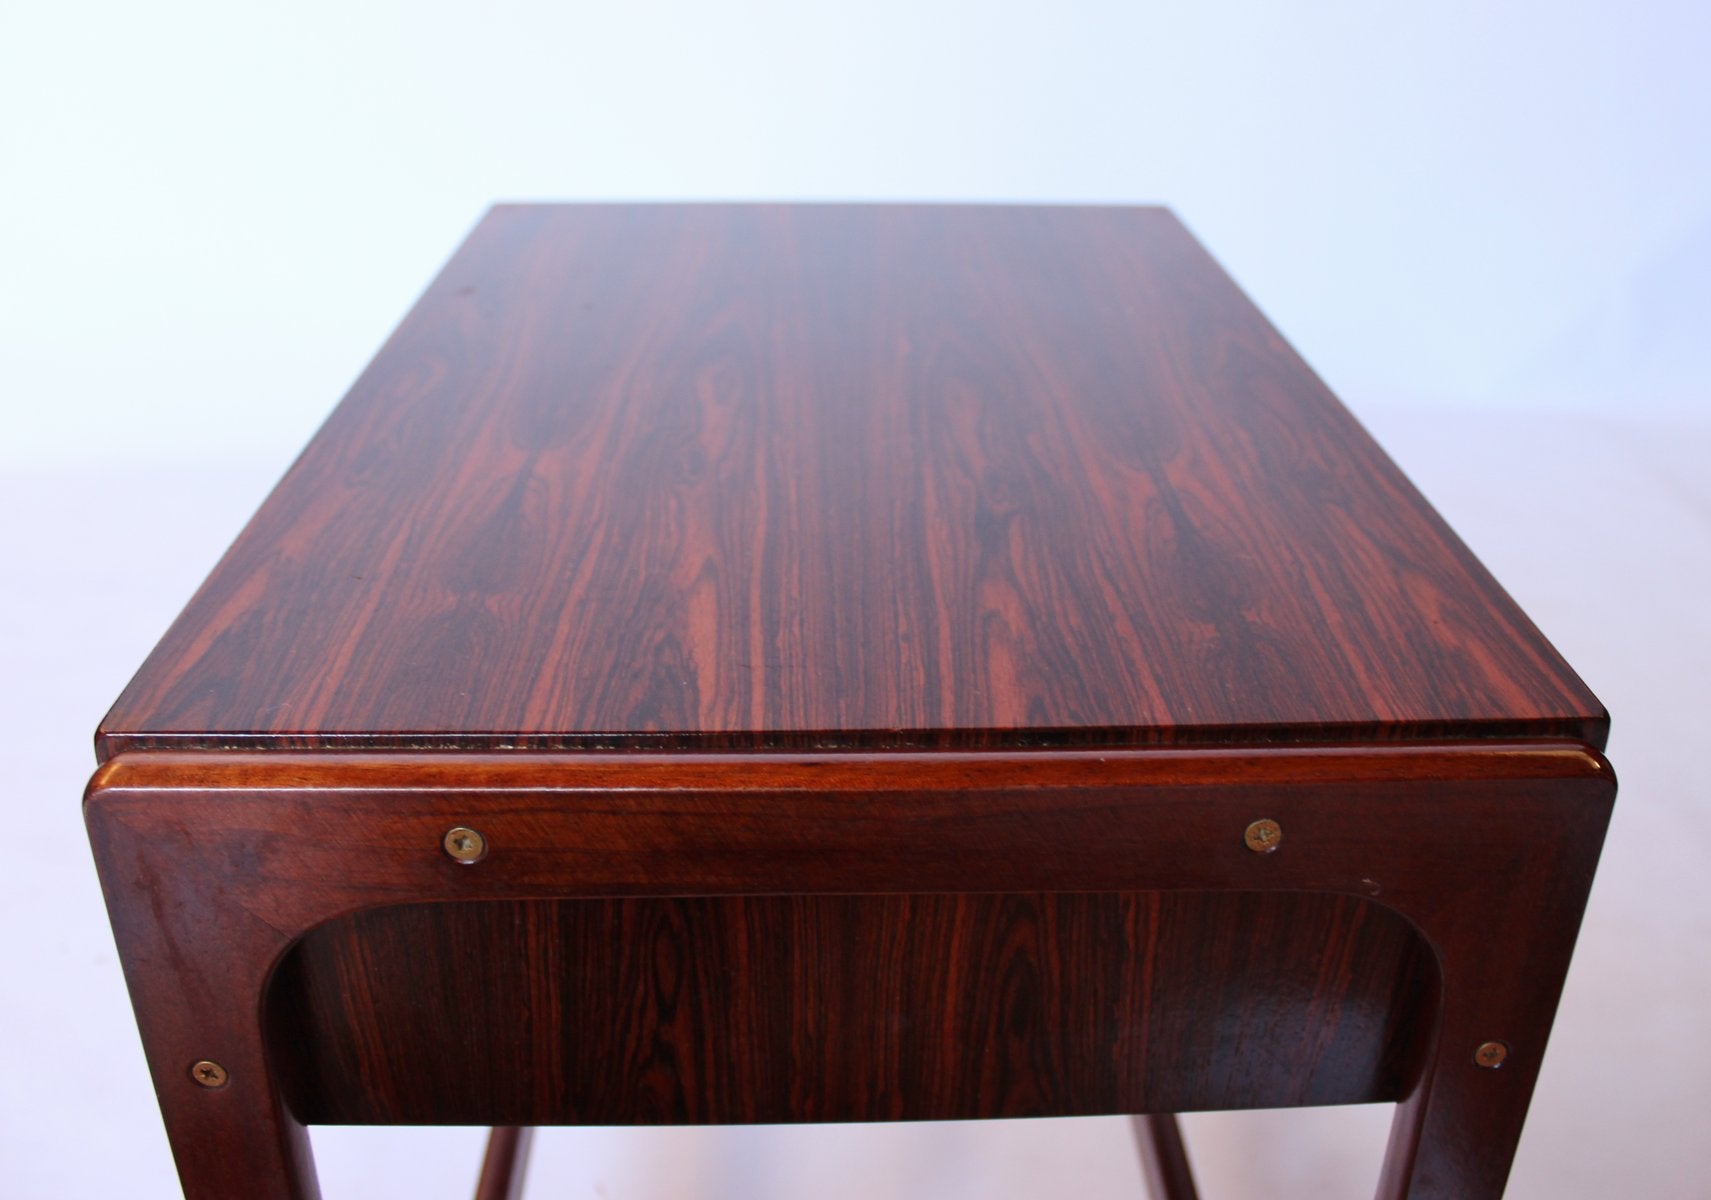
3;3;1708;1198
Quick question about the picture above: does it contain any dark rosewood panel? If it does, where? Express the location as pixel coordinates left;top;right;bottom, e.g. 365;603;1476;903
84;199;1617;1200
86;744;1614;1200
269;891;1433;1126
98;205;1603;758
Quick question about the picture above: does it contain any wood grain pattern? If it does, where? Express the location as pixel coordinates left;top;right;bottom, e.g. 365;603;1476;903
87;743;1614;1200
86;206;1617;1200
96;204;1604;758
268;891;1432;1126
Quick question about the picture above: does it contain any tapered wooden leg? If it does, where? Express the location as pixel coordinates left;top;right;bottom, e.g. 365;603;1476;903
146;1033;321;1200
1130;1114;1201;1200
1373;964;1560;1200
1372;785;1613;1199
475;1127;534;1200
86;803;322;1200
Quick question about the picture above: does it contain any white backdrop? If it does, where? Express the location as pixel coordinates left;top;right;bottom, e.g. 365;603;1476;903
3;3;1709;1199
3;0;1707;472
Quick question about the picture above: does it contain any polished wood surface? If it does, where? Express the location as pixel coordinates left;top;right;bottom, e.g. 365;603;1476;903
89;743;1613;1199
98;204;1603;758
271;891;1430;1125
86;206;1616;1200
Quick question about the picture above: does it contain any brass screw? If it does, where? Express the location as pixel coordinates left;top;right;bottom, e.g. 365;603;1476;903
1474;1041;1509;1069
191;1060;229;1088
1244;818;1283;853
443;826;487;864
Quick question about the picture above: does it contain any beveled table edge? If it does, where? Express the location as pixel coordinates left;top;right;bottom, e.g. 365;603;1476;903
87;739;1612;799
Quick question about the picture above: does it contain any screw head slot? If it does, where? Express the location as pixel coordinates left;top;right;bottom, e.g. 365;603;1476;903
443;826;488;864
1244;818;1283;853
1475;1041;1509;1069
191;1060;229;1088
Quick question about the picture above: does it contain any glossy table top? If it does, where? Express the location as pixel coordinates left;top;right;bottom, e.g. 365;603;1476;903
98;204;1604;759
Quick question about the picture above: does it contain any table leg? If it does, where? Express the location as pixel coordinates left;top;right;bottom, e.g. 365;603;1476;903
1370;793;1611;1198
475;1127;534;1200
1130;1114;1201;1200
87;795;322;1199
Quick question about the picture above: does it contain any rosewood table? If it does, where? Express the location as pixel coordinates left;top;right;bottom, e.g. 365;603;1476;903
87;204;1614;1200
